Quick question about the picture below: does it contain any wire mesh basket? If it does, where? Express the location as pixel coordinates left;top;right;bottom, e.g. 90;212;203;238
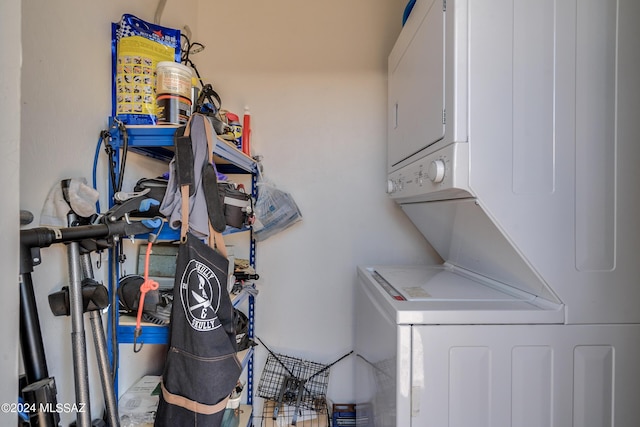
257;352;330;413
256;338;353;426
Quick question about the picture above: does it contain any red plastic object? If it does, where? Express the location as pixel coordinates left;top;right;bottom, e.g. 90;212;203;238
242;108;251;156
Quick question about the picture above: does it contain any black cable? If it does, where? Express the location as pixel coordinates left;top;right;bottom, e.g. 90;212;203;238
102;131;117;193
180;33;192;66
116;122;128;193
180;33;214;107
180;33;190;63
181;33;204;82
186;59;206;90
110;246;118;380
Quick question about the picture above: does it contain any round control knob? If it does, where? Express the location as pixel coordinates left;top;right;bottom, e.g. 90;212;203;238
387;179;396;194
427;159;446;183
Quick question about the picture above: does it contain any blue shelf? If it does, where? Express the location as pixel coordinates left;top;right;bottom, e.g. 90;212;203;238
135;223;251;242
117;322;169;345
108;118;258;174
116;287;253;345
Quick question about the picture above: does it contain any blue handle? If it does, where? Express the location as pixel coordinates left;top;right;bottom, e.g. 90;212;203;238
142;218;163;229
138;198;160;212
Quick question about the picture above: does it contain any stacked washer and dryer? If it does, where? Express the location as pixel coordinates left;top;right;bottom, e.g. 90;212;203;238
355;0;640;426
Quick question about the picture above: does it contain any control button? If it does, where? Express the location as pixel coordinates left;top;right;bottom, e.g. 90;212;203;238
387;179;396;194
428;159;446;183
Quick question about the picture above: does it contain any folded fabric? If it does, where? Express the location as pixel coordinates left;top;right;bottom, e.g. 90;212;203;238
40;178;99;226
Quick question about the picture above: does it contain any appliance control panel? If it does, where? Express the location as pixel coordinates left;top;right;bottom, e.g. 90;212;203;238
387;142;472;203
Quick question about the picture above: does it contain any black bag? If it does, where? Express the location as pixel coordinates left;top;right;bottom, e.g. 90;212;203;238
135;176;252;228
131;177;169;217
155;114;241;426
234;308;252;352
134;177;169;203
218;183;253;229
117;274;160;314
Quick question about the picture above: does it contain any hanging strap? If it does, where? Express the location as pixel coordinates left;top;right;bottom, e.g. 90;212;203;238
178;114;228;258
178;115;195;242
133;241;160;352
203;115;228;258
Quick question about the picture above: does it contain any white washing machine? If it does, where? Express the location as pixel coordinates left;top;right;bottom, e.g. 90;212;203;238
355;264;640;427
355;0;640;425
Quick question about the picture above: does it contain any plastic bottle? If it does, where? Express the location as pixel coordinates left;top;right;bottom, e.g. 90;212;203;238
242;107;251;156
190;77;200;114
226;112;242;150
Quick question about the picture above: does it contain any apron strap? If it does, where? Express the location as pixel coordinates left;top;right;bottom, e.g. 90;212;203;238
203;115;228;258
161;381;230;415
179;115;195;243
180;185;190;243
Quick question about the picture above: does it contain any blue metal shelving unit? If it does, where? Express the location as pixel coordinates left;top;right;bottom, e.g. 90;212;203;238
104;119;258;419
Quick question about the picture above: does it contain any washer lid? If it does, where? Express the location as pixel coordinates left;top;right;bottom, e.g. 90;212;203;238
360;266;565;325
373;265;526;302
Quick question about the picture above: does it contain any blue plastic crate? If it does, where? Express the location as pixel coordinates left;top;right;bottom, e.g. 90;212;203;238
332;404;356;426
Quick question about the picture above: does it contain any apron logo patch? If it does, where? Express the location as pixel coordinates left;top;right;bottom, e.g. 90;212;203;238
180;259;222;331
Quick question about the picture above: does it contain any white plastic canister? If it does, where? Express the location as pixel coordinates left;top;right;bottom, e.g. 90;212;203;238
156;61;193;125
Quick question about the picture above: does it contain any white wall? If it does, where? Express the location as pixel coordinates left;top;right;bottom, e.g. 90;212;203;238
192;0;438;408
19;0;438;422
0;0;21;425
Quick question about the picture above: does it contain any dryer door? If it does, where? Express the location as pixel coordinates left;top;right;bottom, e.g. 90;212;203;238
388;0;445;171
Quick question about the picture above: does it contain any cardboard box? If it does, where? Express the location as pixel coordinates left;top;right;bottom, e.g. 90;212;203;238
262;400;328;427
118;375;162;427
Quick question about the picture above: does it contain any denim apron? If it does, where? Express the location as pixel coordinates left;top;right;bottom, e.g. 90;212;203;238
155;113;241;426
154;233;241;426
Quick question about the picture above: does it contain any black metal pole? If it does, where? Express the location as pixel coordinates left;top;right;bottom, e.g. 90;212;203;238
81;252;120;427
19;272;48;384
67;238;92;427
20;220;152;251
